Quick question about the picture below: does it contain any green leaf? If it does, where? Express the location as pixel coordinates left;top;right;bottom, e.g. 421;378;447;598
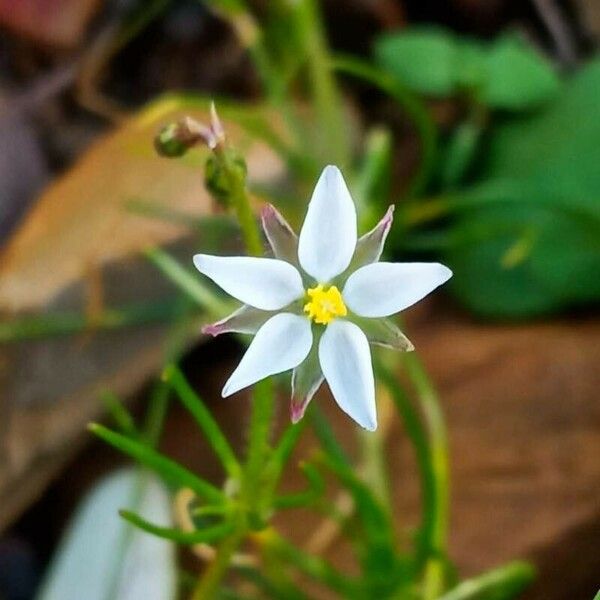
375;28;457;96
441;115;486;187
483;58;600;180
444;59;600;317
100;391;138;437
333;54;437;198
264;532;356;596
483;35;560;110
376;361;435;568
145;246;227;317
321;457;405;595
164;364;241;477
310;405;351;468
89;423;224;503
267;419;307;482
375;28;558;112
36;469;176;600
273;462;324;509
120;509;234;545
438;561;535;600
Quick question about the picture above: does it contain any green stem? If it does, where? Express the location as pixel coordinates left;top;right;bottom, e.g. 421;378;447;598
142;381;171;447
295;0;350;167
191;529;246;600
403;352;449;600
244;379;275;505
332;55;437;198
358;425;391;514
376;361;435;569
218;148;263;257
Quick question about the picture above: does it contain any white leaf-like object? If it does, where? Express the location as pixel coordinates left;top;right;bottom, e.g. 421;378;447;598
36;469;176;600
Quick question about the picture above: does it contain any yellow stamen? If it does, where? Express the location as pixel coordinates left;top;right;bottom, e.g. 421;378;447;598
304;284;347;325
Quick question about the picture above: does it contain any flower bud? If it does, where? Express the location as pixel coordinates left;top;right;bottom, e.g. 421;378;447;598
154;104;226;158
204;150;247;208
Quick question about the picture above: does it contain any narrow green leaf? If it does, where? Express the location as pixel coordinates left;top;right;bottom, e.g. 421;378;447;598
145;246;226;316
164;364;240;477
235;565;304;600
268;419;307;479
355;127;392;226
309;405;351;468
101;391;138;438
376;361;435;568
321;456;401;589
120;509;234;545
265;532;356;596
273;462;324;509
333;54;437;198
438;561;535;600
89;424;223;503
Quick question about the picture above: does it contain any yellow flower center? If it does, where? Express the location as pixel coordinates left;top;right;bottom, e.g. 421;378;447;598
304;284;347;325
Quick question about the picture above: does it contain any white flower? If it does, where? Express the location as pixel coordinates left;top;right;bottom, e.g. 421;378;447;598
194;166;452;430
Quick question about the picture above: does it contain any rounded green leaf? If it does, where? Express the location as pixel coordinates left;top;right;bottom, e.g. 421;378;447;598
375;28;458;96
483;35;560;110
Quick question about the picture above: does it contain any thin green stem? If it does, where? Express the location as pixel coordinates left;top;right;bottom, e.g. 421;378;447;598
332;55;437;198
142;381;171;447
376;360;435;568
294;0;350;167
358;426;392;514
144;247;227;315
217;148;263;257
244;379;275;507
191;529;246;600
403;352;449;600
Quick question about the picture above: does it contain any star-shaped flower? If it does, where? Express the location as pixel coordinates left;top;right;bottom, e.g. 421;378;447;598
194;166;452;430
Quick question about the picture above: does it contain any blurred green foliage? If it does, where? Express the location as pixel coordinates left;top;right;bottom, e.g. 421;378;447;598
375;27;600;318
375;28;560;110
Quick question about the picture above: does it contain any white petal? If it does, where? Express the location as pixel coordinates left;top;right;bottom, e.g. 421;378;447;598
193;255;304;310
298;165;357;282
343;262;453;317
222;313;313;397
318;320;376;431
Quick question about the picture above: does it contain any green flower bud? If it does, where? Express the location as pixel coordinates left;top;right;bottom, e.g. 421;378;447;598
204;150;247;208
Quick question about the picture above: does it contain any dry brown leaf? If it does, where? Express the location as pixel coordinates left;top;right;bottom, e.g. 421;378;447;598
0;96;284;311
